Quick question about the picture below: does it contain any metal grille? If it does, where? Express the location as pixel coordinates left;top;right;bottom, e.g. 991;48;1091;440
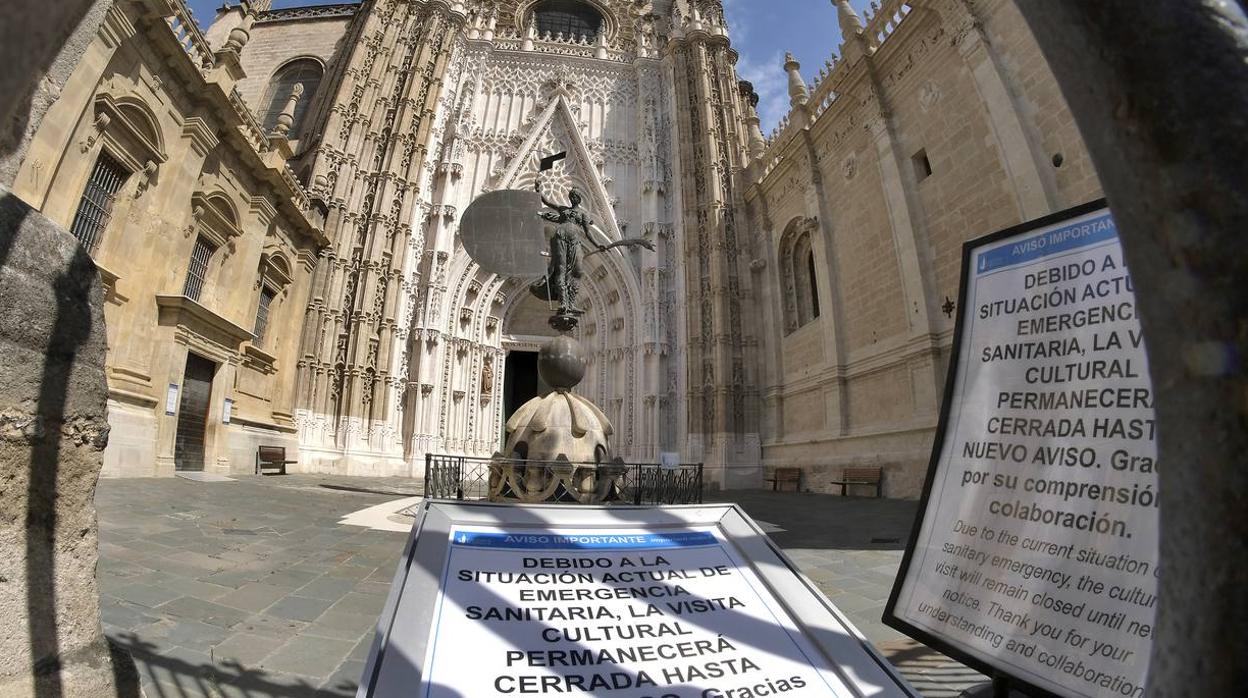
534;0;601;40
424;454;703;505
183;235;216;301
68;151;129;254
253;287;275;345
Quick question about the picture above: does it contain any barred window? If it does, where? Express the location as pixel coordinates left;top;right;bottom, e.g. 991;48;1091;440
259;59;323;137
253;286;276;345
533;0;602;41
69;151;129;254
183;235;217;301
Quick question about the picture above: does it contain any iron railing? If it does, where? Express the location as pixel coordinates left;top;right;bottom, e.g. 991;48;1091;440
423;454;703;505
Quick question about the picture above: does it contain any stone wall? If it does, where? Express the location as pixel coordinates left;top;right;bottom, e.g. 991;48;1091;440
11;0;327;478
745;0;1103;498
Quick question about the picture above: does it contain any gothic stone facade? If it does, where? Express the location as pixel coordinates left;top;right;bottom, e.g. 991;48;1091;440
212;0;764;486
12;0;1101;496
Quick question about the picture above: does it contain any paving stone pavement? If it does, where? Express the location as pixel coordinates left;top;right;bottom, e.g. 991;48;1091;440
96;476;983;697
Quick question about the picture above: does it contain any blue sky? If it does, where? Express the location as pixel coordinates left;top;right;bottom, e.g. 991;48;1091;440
723;0;873;133
187;0;871;131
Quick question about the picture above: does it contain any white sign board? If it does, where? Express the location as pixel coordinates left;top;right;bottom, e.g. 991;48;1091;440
360;502;918;698
885;203;1158;698
661;451;681;471
165;383;179;415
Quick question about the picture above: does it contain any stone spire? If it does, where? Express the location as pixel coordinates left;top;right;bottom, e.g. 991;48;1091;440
741;83;767;160
784;52;809;108
272;83;303;137
835;0;865;38
835;0;873;62
221;12;254;54
595;23;609;59
523;17;537;50
247;0;273;12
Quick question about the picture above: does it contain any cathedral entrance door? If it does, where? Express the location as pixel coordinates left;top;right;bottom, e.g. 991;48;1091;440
174;353;215;472
502;351;547;451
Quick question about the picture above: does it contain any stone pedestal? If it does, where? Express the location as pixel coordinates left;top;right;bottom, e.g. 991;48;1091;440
489;328;627;504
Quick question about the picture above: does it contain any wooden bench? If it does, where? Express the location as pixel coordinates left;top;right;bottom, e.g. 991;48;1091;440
255;446;296;475
764;466;802;492
830;466;883;498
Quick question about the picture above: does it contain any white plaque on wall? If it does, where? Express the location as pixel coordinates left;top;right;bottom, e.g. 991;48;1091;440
660;451;681;471
165;383;179;415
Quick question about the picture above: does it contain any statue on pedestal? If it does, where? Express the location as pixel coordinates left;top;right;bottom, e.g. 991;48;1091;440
458;153;651;503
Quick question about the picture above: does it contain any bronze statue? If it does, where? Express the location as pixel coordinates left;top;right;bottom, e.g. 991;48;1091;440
529;178;654;316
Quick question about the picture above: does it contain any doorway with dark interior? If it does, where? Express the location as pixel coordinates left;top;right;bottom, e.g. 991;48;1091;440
174;352;215;472
502;350;551;453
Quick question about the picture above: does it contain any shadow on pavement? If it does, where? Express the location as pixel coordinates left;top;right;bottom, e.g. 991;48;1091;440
707;488;919;551
112;632;356;698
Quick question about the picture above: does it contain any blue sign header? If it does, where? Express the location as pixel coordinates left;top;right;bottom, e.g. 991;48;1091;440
976;210;1116;276
450;530;719;550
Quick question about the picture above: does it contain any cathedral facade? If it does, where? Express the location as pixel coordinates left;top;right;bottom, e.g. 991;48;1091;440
10;0;1101;496
211;0;762;484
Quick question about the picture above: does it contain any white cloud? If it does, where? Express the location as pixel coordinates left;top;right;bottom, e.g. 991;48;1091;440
721;0;751;44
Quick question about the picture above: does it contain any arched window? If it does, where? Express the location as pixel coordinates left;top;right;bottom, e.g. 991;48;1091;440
779;218;823;334
807;248;820;320
532;0;603;41
253;252;293;348
259;59;323;138
183;192;241;303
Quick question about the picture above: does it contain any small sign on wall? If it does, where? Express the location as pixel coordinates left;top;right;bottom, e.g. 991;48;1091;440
222;398;233;424
660;451;680;470
165;383;179;415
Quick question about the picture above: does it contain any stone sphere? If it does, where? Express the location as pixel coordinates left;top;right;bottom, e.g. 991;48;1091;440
538;334;586;390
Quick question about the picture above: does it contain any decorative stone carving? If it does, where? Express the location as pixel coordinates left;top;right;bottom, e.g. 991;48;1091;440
842;152;858;180
481;356;494;396
918;80;942;112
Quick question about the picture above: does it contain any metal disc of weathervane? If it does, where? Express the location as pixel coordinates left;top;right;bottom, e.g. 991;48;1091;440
459;189;547;278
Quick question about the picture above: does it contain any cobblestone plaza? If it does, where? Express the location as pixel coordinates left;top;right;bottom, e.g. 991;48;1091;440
95;476;982;697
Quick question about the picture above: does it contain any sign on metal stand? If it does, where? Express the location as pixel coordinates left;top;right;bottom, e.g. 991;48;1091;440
360;501;919;697
884;201;1158;698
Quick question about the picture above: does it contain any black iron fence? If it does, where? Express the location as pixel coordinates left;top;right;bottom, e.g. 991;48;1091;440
423;453;703;505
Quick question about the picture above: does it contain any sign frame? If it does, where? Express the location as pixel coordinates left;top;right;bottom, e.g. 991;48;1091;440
882;198;1156;698
360;500;920;698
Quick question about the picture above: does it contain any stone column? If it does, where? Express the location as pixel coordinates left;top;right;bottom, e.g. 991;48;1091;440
0;192;139;695
1011;1;1248;695
0;0;138;694
944;0;1056;219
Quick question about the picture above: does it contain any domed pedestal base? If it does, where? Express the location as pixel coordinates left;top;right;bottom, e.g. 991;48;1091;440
489;330;625;504
489;457;629;504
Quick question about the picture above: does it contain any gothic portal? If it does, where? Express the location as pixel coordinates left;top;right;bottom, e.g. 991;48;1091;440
214;0;763;481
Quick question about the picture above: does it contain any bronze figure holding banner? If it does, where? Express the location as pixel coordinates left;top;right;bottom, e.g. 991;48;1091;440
456;152;658;500
528;177;654;317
